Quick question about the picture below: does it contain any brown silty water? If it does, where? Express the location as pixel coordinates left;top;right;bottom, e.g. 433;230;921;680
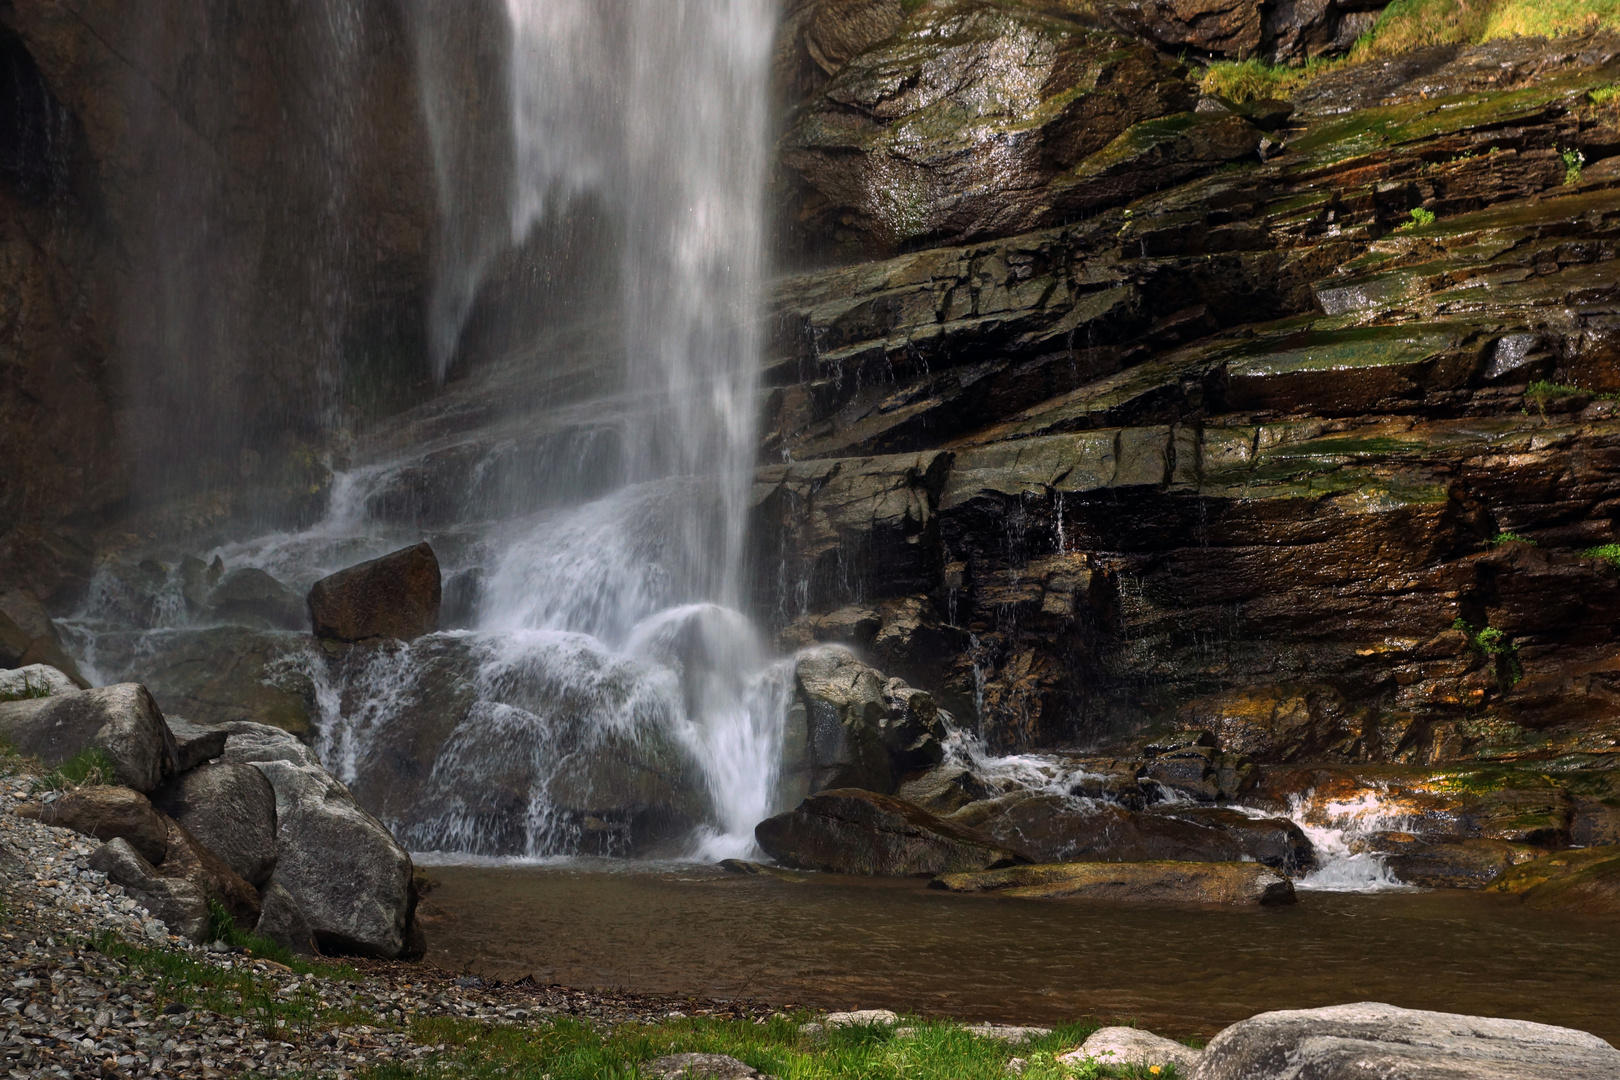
419;861;1620;1044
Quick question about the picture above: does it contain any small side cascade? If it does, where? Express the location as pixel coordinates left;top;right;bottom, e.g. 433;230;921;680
1283;790;1415;892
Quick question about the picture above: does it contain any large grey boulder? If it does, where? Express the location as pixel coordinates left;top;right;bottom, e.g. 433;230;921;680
223;722;414;957
151;762;278;887
0;684;178;792
88;837;211;943
1189;1003;1620;1080
306;542;441;643
18;785;169;863
756;789;1026;876
165;717;229;773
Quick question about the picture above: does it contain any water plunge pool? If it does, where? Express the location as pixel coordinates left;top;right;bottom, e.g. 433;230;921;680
419;860;1620;1043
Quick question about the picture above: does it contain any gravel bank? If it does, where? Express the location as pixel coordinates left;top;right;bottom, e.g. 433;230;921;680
0;778;781;1079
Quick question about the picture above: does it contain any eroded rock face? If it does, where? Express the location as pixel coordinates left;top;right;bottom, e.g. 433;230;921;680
0;684;178;792
779;0;1191;256
1188;1002;1620;1080
307;543;442;643
932;859;1297;904
223;722;413;958
755;788;1026;875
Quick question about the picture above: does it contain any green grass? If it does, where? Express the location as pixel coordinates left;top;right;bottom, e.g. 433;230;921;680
89;930;362;1040
1490;531;1536;545
1584;543;1620;566
1355;0;1620;60
33;747;117;792
1593;84;1620;105
367;1016;1181;1080
1198;58;1344;103
205;899;315;970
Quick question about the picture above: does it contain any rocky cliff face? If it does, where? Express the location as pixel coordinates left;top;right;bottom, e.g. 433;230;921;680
760;5;1620;773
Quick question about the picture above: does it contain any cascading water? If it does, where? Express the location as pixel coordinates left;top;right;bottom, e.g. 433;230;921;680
309;0;780;860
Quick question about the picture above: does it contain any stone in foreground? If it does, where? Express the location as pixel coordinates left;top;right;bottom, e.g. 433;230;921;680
0;684;178;792
1062;1027;1201;1072
88;837;211;943
755;789;1026;876
642;1054;772;1080
18;785;169;864
306;542;441;642
931;861;1297;905
1189;1002;1620;1080
223;722;414;957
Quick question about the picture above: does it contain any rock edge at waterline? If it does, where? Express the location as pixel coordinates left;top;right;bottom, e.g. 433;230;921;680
931;860;1298;905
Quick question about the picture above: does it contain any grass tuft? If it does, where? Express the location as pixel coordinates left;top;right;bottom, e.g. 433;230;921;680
1562;148;1587;185
0;674;55;703
34;747;117;792
1453;617;1523;687
1397;207;1437;230
1584;543;1620;566
1490;531;1536;545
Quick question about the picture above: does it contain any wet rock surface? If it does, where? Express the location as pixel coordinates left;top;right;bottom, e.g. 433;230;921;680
756;788;1027;875
931;860;1298;905
0;685;178;793
307;542;442;643
1189;1002;1620;1080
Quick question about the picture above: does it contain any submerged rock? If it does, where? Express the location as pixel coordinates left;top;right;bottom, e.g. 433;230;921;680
755;788;1026;876
932;860;1297;905
1189;1002;1620;1079
307;542;441;643
0;684;179;792
1062;1027;1202;1072
1487;845;1620;917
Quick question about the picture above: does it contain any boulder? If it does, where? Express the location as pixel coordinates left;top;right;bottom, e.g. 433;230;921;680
0;684;178;792
307;542;441;643
18;786;169;864
254;881;320;956
1372;836;1542;889
805;0;904;75
1149;806;1317;875
643;1055;771;1080
1110;0;1262;56
166;718;229;772
1061;1027;1202;1072
755;789;1027;876
931;861;1297;905
1487;845;1620;917
157;815;261;929
1188;1002;1620;1079
0;664;79;700
151;762;279;888
223;721;414;957
782;646;947;802
205;568;306;630
894;765;993;815
88;838;211;943
0;610;28;669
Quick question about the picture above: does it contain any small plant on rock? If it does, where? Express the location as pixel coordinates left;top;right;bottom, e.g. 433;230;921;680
1453;618;1523;688
1593;85;1620;106
0;673;53;703
1490;531;1536;545
1583;543;1620;567
1561;147;1587;185
33;747;116;792
1399;207;1437;230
